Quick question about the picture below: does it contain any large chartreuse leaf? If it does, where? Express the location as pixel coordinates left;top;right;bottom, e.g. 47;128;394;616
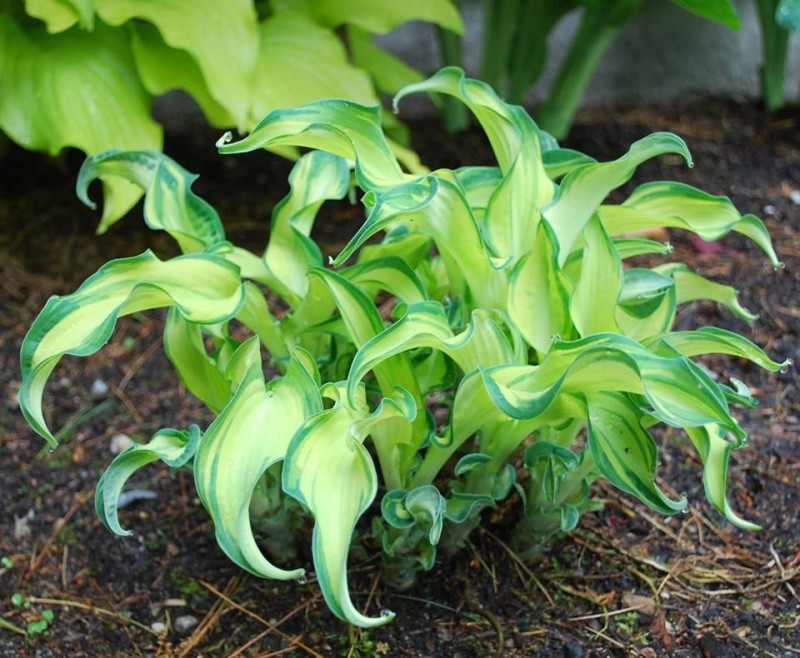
95;0;258;130
251;13;377;129
130;22;234;129
20;250;244;445
586;392;686;514
77;149;226;243
194;339;322;580
271;0;462;33
685;424;759;530
0;16;162;225
544;133;692;263
219;99;406;192
24;0;95;32
96;425;201;535
283;384;415;626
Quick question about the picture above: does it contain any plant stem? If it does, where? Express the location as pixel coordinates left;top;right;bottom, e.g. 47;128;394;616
438;1;469;132
481;0;521;96
506;0;576;105
536;0;644;140
757;0;791;110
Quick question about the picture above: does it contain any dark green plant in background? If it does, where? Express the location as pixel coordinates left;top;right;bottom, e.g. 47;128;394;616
20;68;788;627
440;0;741;138
756;0;799;109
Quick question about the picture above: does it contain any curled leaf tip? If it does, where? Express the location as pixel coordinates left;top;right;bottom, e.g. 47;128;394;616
216;131;234;148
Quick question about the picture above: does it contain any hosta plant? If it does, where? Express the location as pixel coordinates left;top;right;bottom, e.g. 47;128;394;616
20;68;789;627
0;0;459;225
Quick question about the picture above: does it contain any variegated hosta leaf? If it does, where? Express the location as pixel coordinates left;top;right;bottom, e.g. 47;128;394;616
218;98;405;192
448;453;516;513
544;133;692;263
163;309;231;414
264;151;350;302
194;339;322;580
95;0;258;130
334;177;507;309
77;150;225;244
508;219;574;356
342;257;428;305
685;424;759;530
310;269;425;486
542;149;598;179
0;16;162;225
524;442;579;505
615;269;677;341
645;326;791;371
348;301;516;404
382;486;446;545
586;392;686;514
283;384;416;627
20;251;245;445
570;215;622;336
598;182;782;268
356;226;432;268
96;426;201;536
234;283;288;361
656;263;758;321
394;67;555;265
479;334;745;442
272;0;463;34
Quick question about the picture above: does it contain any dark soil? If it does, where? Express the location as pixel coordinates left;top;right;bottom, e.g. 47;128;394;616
1;100;798;658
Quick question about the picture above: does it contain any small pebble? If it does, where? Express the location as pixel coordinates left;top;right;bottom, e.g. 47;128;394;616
790;190;800;205
174;615;199;634
764;205;776;215
150;622;166;633
91;379;109;397
110;433;133;454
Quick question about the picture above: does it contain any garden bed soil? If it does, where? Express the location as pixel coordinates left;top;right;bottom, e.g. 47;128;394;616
0;100;798;657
